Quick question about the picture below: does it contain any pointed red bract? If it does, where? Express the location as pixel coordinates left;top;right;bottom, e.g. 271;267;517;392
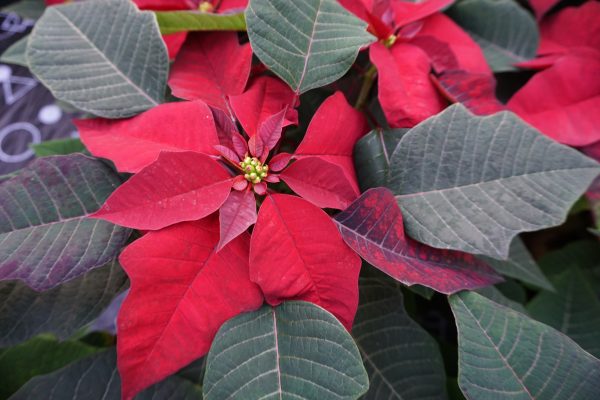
432;70;504;115
335;188;503;294
218;189;257;251
294;92;368;193
280;157;358;210
249;194;361;329
92;152;233;230
211;107;240;149
371;42;446;127
258;108;287;152
269;152;292;172
162;32;187;59
508;53;600;146
76;101;219;173
230;76;298;136
169;32;252;112
118;217;263;400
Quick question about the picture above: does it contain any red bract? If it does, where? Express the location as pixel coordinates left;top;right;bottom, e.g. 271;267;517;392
117;216;263;400
169;32;252;114
230;76;298;136
508;52;600;146
508;3;600;145
76;101;219;173
538;1;600;59
249;194;362;330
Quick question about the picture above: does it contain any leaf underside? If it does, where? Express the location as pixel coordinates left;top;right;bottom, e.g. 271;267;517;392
450;291;600;400
26;0;168;118
389;105;600;259
203;301;369;400
246;0;374;94
0;155;130;291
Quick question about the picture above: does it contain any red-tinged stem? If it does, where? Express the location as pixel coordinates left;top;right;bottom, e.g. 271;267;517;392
355;64;378;110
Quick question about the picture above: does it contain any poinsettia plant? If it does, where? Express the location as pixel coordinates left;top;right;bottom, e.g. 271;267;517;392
1;0;600;399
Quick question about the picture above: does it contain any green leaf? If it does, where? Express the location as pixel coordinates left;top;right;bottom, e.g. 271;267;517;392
26;0;168;118
0;36;29;67
32;138;86;157
0;154;130;291
388;105;600;259
1;0;45;19
447;0;539;72
480;237;553;291
538;241;600;278
0;335;97;399
450;291;600;400
353;279;448;399
0;260;127;347
475;286;527;313
155;11;246;34
203;301;369;400
246;0;374;94
354;129;406;192
9;349;203;400
527;267;600;357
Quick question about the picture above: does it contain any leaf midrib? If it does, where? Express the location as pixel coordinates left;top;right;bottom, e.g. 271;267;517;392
396;167;598;198
52;7;158;106
456;296;534;399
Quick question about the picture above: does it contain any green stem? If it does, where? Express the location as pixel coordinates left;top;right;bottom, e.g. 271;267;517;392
354;64;378;110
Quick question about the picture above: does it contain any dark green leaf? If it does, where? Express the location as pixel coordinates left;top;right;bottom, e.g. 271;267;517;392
0;154;130;290
0;335;97;399
32;138;86;157
203;301;368;400
475;286;527;313
388;105;600;259
447;0;539;71
354;128;406;192
480;237;553;290
353;279;448;399
0;260;127;347
527;267;600;357
9;349;203;400
246;0;374;94
26;0;168;118
450;291;600;400
155;11;246;34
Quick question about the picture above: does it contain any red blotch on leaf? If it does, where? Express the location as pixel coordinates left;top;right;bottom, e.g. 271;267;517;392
76;101;219;173
117;217;263;400
335;188;503;294
92;152;233;230
250;194;361;329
